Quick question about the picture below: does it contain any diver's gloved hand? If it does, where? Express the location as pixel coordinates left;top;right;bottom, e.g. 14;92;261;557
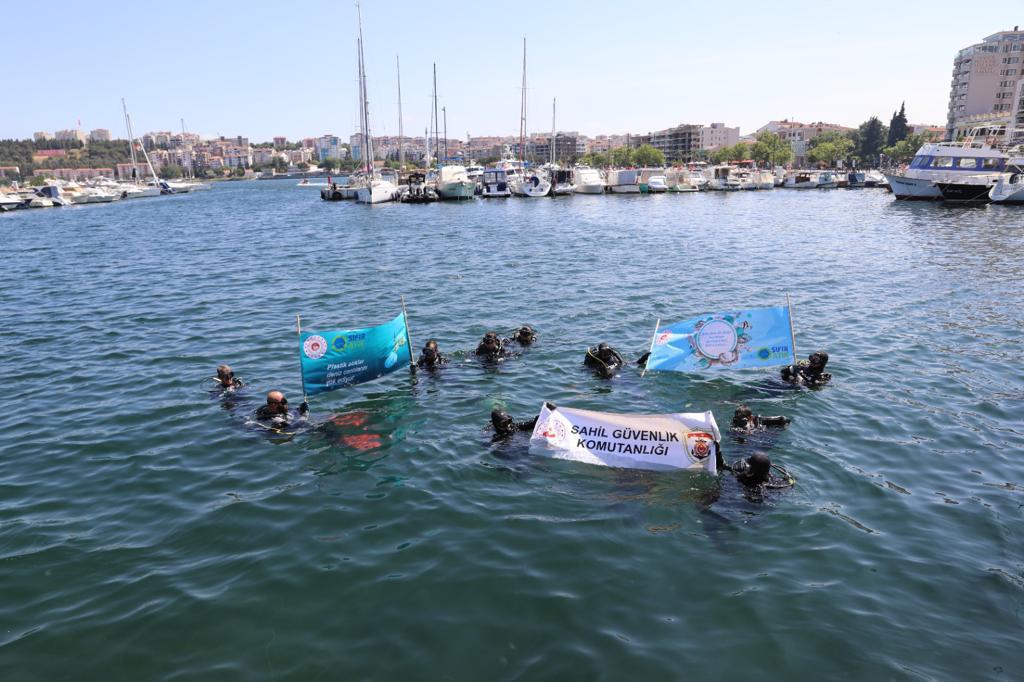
545;401;557;411
299;401;309;416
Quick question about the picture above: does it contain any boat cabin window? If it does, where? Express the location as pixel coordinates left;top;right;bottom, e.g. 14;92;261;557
932;156;953;168
955;158;980;169
981;158;1003;170
909;155;931;169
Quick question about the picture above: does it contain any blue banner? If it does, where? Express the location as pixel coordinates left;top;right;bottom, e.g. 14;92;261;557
646;306;795;372
299;312;412;395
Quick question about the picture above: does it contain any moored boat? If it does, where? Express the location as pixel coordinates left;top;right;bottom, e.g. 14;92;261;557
573;166;605;194
989;159;1024;204
884;128;1007;200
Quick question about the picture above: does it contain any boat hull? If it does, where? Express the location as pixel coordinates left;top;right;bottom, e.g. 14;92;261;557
437;181;476;200
935;181;994;205
885;174;942;200
356;181;398;204
574;183;605;194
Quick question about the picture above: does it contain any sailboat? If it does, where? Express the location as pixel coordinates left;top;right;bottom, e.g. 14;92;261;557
354;3;398;205
120;99;160;198
510;38;551;198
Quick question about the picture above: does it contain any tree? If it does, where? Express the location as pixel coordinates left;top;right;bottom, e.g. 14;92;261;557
297;162;309;171
611;146;634;167
160;164;184;179
632;144;665;167
232;165;245;177
581;151;609;167
856;117;888;163
887;102;909;147
882;133;925;163
272;157;288;173
318;157;339;173
808;138;854;167
750;132;792;167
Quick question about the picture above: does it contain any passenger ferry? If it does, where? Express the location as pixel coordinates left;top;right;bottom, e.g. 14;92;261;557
885;128;1008;200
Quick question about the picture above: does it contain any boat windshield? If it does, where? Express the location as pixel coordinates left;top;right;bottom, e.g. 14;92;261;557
909;155;1004;171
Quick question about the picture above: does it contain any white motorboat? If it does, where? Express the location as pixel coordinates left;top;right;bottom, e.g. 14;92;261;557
28;194;54;208
783;171;819;189
817;171;838;189
706;165;740;191
666;170;698;192
550;169;575;195
436;165;476;200
647;174;668;192
884;128;1008;200
0;193;22;211
755;170;775;190
573;166;605;194
863;170;886;187
606;169;640;193
989;159;1024;204
480;168;512;197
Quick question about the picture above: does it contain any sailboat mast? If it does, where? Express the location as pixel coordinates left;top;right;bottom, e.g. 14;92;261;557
443;107;447;162
519;38;526;165
551;98;556;166
432;63;440;167
356;2;373;176
357;38;366;170
396;55;404;170
122;98;139;184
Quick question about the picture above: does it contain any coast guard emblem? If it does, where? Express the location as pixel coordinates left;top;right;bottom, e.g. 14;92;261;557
686;432;715;462
303;335;328;359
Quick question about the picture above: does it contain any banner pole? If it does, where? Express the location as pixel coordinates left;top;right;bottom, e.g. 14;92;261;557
640;318;660;378
296;313;307;403
786;294;798;364
400;295;415;371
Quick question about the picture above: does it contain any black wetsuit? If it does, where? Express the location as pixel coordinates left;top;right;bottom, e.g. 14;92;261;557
781;360;831;386
584;344;625;378
417;350;448;369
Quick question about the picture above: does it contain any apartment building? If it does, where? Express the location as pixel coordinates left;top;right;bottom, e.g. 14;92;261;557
946;26;1024;140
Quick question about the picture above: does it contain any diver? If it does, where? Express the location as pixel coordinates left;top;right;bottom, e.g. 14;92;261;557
731;405;791;432
781;351;832;387
510;325;537;347
254;390;308;431
476;331;508;359
215;364;244;391
584;343;625;378
490;408;539;439
727;452;794;494
416;339;448;369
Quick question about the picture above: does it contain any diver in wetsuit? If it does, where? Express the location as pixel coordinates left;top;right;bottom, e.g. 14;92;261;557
416;339;448;369
476;331;508;359
510;325;537;347
584;343;625;378
490;408;538;439
731;405;791;432
215;364;244;391
254;390;308;431
781;351;832;387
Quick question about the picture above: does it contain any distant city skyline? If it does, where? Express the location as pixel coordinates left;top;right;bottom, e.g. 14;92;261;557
4;2;1015;141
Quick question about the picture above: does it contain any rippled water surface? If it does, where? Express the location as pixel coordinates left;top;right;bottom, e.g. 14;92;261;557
2;182;1023;680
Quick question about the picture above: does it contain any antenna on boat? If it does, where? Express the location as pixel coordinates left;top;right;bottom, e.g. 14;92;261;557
433;63;440;169
519;37;526;166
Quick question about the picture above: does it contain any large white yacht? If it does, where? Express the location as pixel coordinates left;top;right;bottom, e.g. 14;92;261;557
606;169;641;193
573;166;605;194
884;129;1008;200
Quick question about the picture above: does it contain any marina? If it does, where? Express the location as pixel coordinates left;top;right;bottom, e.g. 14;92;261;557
2;181;1022;679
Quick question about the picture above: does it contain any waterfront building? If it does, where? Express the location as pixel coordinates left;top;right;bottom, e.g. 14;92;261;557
55;129;87;143
318;135;344;161
33;131;52;142
273;136;288;148
33;167;114;181
647;124;702;162
757;120;853;166
0;166;20;179
699;123;740;151
89;129;111;142
946;26;1024;140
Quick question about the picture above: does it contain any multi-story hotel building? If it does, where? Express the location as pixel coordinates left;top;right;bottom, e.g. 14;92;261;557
946;27;1024;140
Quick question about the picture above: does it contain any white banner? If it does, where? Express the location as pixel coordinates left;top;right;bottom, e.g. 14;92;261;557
529;404;720;473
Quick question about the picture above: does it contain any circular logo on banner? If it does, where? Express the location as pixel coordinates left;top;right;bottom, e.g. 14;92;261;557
540;418;567;445
691;439;711;460
656;332;671;345
694;319;737;359
303;335;328;359
332;336;347;352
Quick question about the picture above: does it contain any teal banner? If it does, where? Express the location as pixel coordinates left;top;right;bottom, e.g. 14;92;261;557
299;312;411;395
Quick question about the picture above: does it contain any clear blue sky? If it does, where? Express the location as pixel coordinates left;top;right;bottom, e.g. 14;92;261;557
4;1;1017;141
